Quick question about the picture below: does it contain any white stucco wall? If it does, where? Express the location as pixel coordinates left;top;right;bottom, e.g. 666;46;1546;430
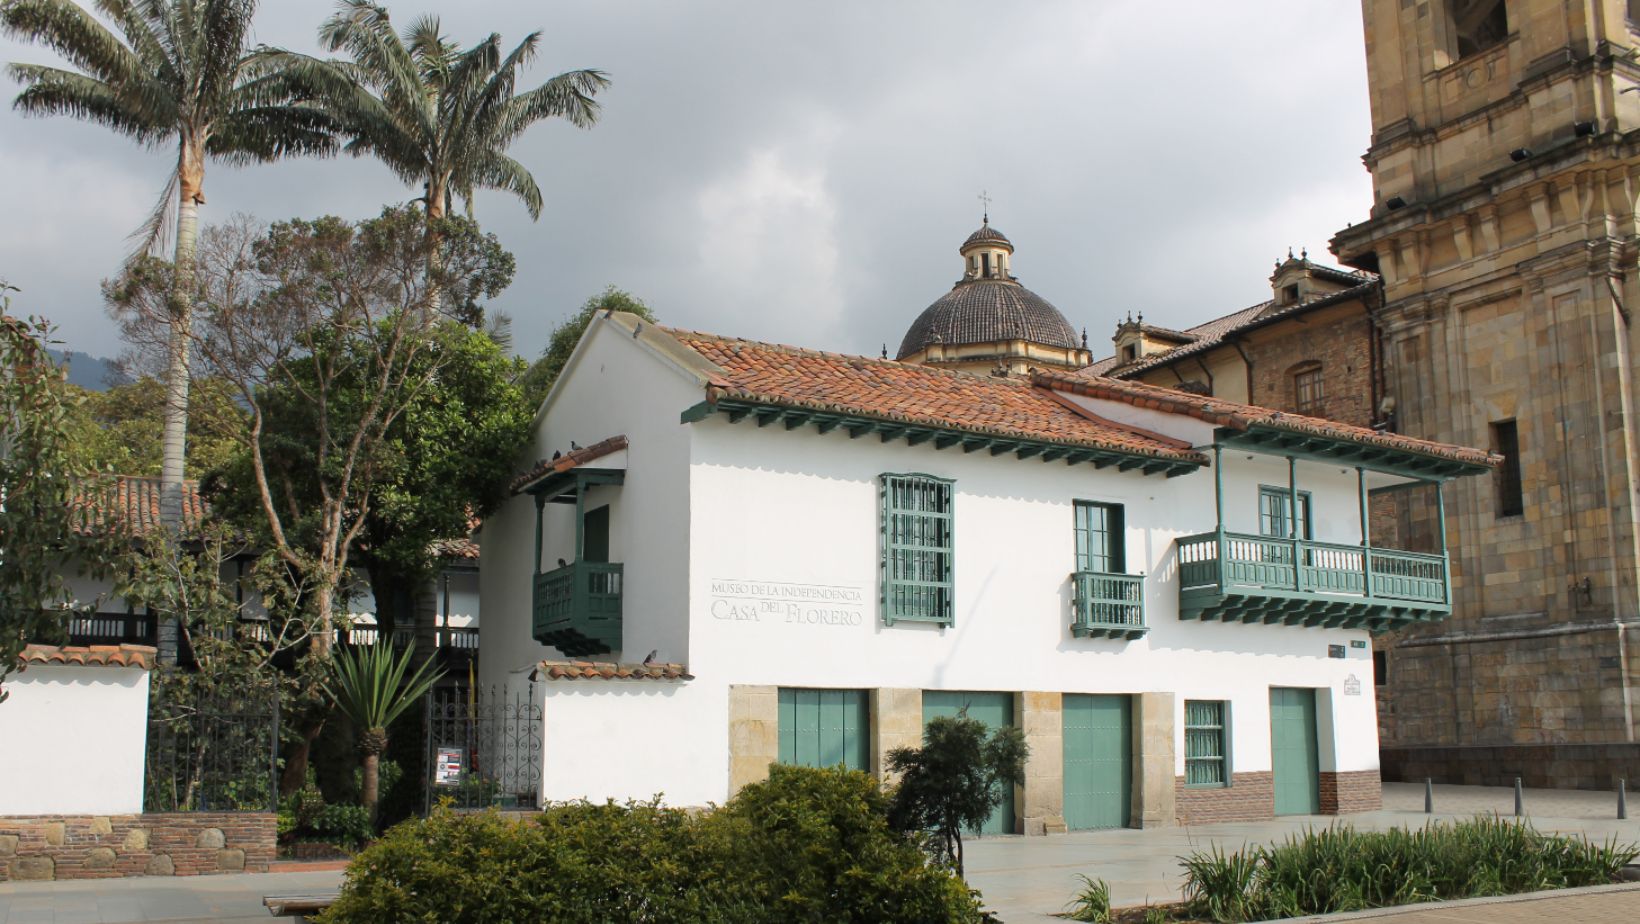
479;317;698;692
0;665;151;815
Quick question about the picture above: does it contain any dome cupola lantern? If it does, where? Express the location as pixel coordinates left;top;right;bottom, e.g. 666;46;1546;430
896;215;1091;376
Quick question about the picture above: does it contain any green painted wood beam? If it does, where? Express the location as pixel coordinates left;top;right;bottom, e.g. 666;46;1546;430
1041;447;1070;462
1016;444;1042;460
679;401;715;424
815;417;842;435
784;412;812;430
934;434;963;450
906;429;934;447
878;426;906;443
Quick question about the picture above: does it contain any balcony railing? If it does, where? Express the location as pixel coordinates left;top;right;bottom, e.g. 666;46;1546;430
1071;571;1147;639
533;561;624;657
1176;530;1449;627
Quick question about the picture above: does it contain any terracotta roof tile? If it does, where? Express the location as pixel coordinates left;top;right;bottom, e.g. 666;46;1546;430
71;476;208;538
510;436;629;494
536;659;693;681
18;643;157;670
664;330;1207;467
1037;371;1500;469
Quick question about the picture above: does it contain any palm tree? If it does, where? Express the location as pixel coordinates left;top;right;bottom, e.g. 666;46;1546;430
287;0;607;227
323;640;443;820
1;0;334;523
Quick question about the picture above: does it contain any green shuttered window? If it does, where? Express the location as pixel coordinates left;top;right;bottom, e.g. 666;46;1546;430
1074;500;1125;573
777;688;869;771
881;473;954;625
1185;700;1230;787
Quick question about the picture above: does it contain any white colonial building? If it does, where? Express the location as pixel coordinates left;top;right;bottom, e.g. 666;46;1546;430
479;227;1495;832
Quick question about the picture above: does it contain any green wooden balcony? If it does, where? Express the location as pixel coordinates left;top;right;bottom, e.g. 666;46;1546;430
1176;531;1449;630
532;561;624;657
1071;571;1147;639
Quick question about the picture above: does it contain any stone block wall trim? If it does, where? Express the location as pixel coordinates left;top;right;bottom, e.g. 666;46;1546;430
1381;743;1640;790
1320;769;1384;814
1174;772;1275;825
0;813;275;882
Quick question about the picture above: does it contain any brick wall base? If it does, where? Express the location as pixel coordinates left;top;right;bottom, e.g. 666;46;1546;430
1382;744;1640;790
1320;769;1382;814
0;813;275;881
1175;771;1274;824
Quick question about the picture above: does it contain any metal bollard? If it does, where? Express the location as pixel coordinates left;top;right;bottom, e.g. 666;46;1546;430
1514;777;1523;817
1425;777;1433;814
1620;778;1628;821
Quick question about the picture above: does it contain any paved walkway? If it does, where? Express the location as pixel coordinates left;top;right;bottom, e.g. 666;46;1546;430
964;781;1640;922
1272;883;1640;923
2;782;1635;923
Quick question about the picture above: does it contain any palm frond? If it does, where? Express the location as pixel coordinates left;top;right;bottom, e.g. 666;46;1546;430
7;62;170;140
1;0;157;90
195;0;258;108
125;168;178;263
208;104;338;163
466;151;541;219
490;68;607;146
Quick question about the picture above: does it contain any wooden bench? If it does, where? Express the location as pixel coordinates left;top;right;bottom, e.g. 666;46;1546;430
263;892;338;920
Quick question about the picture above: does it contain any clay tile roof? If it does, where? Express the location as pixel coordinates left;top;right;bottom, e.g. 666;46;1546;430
510;435;629;494
430;537;480;560
18;643;158;670
1035;371;1501;470
663;329;1207;468
536;659;693;681
71;476;209;538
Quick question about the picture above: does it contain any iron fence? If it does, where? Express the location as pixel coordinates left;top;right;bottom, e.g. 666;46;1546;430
423;684;542;813
144;695;280;813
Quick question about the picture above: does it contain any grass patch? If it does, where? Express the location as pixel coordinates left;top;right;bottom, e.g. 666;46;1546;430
1176;816;1637;923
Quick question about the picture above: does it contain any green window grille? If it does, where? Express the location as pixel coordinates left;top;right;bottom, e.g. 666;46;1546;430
1184;700;1230;787
1074;501;1125;574
881;473;954;626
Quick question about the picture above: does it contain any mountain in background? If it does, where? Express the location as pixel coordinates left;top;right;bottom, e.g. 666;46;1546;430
47;349;126;391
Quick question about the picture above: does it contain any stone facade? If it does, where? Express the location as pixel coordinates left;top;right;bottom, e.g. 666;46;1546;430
1329;0;1640;787
726;684;779;796
0;813;275;881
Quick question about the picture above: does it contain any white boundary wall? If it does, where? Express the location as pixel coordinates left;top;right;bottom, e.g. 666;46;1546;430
0;664;151;814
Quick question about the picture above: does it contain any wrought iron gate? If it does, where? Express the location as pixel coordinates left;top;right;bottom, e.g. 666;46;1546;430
423;684;542;812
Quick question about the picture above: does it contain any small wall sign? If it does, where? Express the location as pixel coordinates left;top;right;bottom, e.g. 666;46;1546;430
1350;640;1367;649
709;579;866;627
1343;675;1362;696
435;747;465;786
1328;644;1346;659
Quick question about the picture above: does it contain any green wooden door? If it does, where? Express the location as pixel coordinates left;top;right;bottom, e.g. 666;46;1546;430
1062;694;1131;830
777;688;869;771
922;691;1016;836
1270;687;1321;815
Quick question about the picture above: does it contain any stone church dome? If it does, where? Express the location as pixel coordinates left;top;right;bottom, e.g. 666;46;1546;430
896;222;1081;361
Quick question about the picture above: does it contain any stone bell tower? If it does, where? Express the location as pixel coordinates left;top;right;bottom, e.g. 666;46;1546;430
1330;1;1640;787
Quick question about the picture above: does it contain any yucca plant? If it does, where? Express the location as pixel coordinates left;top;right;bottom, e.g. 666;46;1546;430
323;642;444;821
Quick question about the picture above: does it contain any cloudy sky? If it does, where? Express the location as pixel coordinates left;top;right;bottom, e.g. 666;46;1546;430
0;0;1376;365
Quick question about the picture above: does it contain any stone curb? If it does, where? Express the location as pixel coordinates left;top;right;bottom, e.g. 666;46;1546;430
1259;880;1640;922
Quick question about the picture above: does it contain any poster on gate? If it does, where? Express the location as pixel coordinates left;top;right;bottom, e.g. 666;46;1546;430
435;747;465;786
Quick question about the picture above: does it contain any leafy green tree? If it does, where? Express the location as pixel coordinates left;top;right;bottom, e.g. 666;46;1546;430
354;328;529;651
115;207;514;655
282;0;606;225
887;713;1029;877
65;375;245;478
520;286;656;409
1;0;335;518
0;295;106;700
322;642;442;819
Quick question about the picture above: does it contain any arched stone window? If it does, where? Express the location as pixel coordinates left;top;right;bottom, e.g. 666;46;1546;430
1290;362;1324;415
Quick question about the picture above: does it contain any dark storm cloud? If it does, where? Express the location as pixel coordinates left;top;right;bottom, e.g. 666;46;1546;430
0;0;1373;363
